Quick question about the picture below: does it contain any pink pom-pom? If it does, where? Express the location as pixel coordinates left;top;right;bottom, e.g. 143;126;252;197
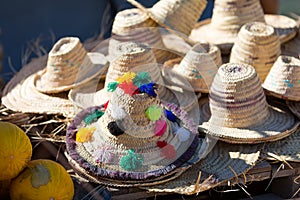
154;120;167;136
160;144;177;160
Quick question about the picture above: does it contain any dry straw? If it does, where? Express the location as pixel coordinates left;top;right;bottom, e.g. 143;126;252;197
109;8;180;64
66;74;202;186
34;37;108;94
263;56;300;101
198;63;299;144
126;0;207;37
230;22;281;82
163;42;222;93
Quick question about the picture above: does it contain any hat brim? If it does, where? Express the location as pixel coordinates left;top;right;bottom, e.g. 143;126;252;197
198;98;299;144
1;56;76;117
281;32;300;58
287;100;300;119
143;139;261;194
65;104;202;186
34;52;108;93
190;15;299;54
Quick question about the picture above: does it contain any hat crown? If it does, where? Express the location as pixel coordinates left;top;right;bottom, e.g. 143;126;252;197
211;0;265;32
209;63;269;128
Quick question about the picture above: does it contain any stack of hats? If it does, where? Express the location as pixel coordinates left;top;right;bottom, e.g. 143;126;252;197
126;0;207;37
1;37;108;117
65;71;203;186
163;42;222;93
190;0;298;54
109;8;180;64
230;22;281;82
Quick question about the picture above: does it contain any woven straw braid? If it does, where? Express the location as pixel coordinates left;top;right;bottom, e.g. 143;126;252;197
230;22;281;82
263;56;300;101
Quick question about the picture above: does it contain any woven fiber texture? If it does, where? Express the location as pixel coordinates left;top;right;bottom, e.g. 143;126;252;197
230;22;281;82
164;42;222;93
198;63;299;144
190;0;265;54
34;37;108;93
143;139;260;194
263;56;300;101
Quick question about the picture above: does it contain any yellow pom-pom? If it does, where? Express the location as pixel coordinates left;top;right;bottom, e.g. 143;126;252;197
76;127;96;143
117;72;136;84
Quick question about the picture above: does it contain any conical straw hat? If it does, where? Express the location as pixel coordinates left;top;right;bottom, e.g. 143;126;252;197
143;139;260;194
70;42;198;113
230;22;281;82
163;42;222;93
65;71;204;186
263;56;300;101
126;0;207;37
198;63;299;144
109;8;180;64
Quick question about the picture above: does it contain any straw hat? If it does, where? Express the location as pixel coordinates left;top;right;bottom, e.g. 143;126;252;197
189;0;298;54
109;8;180;64
281;32;300;58
263;56;300;101
264;128;300;162
198;63;299;144
126;0;207;37
34;37;108;94
65;71;204;186
163;42;222;93
230;22;281;82
144;139;261;194
69;42;198;113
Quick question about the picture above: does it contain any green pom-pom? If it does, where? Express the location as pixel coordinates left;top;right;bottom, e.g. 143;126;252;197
133;71;152;87
84;110;104;124
120;149;144;171
145;105;162;121
107;82;119;92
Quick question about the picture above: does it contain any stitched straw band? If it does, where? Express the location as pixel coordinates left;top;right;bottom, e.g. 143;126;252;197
110;8;179;64
230;22;281;82
34;37;107;93
1;56;75;117
263;56;300;101
189;0;265;54
144;140;260;194
66;72;202;184
164;42;222;93
127;0;207;37
263;127;300;162
198;63;299;144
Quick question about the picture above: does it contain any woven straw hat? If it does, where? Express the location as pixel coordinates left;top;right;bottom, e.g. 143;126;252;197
34;37;108;94
198;63;299;144
263;56;300;101
109;8;180;64
126;0;207;37
144;139;260;194
70;42;198;113
163;42;222;93
66;71;203;186
230;22;281;82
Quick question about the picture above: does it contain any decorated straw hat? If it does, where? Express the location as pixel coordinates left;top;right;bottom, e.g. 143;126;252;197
69;42;198;113
163;42;222;93
1;37;107;118
109;8;180;64
65;71;203;186
34;37;108;94
263;56;300;101
144;139;261;194
230;22;281;82
126;0;207;37
190;0;298;54
198;63;299;144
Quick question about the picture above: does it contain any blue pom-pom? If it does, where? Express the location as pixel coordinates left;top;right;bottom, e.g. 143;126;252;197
139;82;157;97
164;109;178;122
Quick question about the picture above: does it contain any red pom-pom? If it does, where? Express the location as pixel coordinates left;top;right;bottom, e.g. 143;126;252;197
104;100;109;110
119;81;139;96
157;140;167;148
160;144;177;160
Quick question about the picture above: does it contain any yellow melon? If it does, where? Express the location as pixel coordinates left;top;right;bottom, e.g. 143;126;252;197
10;159;74;200
0;122;32;180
